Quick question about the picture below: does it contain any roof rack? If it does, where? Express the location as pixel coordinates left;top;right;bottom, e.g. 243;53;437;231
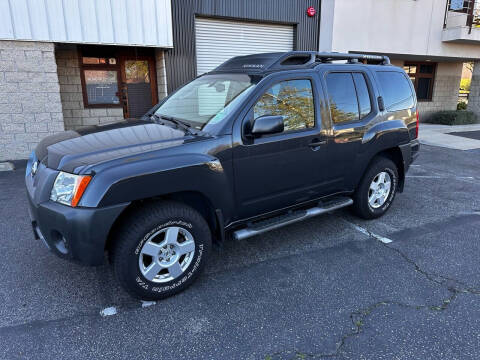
313;52;390;65
212;51;391;73
270;51;391;69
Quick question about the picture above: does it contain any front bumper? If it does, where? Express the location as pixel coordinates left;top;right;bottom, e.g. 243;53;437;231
27;196;129;265
25;162;129;266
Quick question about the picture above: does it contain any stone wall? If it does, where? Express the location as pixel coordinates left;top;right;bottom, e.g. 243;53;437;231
155;49;168;101
55;44;124;131
56;44;168;131
417;62;462;121
0;40;64;161
468;60;480;119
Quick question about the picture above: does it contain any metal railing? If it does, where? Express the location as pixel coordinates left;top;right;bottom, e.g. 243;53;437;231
444;0;480;34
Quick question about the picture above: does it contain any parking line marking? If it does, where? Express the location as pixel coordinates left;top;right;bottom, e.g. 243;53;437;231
347;222;393;244
406;175;474;180
100;306;118;317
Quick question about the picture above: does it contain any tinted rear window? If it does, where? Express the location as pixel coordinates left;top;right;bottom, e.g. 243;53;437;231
325;73;359;123
376;71;415;111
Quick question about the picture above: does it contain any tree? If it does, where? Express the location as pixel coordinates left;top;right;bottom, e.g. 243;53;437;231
254;85;315;130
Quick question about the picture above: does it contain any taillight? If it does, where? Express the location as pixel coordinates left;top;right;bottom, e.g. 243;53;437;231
415;110;419;138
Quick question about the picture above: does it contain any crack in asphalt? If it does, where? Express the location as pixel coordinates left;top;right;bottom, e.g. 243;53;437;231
265;227;480;360
361;224;480;296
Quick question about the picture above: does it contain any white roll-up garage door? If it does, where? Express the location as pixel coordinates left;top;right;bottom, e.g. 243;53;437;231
195;17;294;75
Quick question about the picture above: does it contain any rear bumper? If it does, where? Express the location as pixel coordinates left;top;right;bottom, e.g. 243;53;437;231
410;138;420;163
399;139;420;170
27;194;129;266
398;139;420;192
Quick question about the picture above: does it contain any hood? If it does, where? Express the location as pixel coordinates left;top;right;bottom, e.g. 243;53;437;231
36;120;195;173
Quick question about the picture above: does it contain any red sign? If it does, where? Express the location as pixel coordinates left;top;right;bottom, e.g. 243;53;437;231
307;6;316;17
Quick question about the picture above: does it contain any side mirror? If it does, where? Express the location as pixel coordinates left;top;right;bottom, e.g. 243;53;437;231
251;115;284;136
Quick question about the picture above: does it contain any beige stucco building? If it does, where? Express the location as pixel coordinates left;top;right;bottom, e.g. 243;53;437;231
1;0;479;161
320;0;480;121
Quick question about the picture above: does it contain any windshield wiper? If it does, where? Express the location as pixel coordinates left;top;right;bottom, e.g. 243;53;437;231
151;114;195;135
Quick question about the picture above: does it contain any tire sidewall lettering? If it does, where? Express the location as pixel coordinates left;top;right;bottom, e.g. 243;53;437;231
135;220;192;256
133;220;203;293
368;167;397;214
151;244;203;293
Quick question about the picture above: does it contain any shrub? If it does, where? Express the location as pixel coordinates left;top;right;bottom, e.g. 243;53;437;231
460;78;471;92
425;110;478;125
457;101;467;110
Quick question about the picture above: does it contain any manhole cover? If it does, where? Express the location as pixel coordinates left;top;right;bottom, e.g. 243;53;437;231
447;131;480;140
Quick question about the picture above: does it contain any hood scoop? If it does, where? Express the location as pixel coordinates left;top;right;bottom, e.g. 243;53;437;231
35;130;80;162
40;123;186;172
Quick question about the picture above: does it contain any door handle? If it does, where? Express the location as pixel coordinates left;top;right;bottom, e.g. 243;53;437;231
309;139;327;148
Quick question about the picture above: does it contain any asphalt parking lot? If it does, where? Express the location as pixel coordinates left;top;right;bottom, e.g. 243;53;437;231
1;144;479;360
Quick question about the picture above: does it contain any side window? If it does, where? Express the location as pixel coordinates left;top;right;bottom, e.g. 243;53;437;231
376;71;415;111
352;73;372;119
253;79;315;132
325;73;359;124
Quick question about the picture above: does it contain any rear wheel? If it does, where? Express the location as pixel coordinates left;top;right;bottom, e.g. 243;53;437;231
111;201;211;300
352;156;398;219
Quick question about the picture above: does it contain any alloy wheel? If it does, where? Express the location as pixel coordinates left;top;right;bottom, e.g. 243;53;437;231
138;226;195;283
368;171;392;209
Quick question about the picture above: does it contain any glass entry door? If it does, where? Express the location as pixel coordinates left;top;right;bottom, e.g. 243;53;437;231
120;57;158;119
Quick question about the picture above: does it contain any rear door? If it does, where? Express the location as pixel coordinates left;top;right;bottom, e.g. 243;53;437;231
232;72;333;219
319;67;378;191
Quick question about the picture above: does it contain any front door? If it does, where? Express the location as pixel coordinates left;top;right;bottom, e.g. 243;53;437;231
120;57;158;119
233;74;333;220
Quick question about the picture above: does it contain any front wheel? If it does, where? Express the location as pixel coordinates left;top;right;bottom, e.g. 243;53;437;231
111;201;212;300
352;156;399;219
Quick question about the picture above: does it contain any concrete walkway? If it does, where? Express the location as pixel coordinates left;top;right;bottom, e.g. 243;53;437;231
419;123;480;150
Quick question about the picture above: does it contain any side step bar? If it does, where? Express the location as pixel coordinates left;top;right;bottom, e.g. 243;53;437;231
233;197;353;241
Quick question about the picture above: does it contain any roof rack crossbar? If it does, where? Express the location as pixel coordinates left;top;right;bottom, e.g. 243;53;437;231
212;51;391;73
313;52;391;65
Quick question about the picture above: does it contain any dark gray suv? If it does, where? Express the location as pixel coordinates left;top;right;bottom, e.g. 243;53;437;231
26;52;420;300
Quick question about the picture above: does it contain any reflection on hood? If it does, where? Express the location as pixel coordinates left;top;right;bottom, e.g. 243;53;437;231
37;121;187;172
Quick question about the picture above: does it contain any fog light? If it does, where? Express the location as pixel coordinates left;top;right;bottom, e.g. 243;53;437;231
51;230;69;255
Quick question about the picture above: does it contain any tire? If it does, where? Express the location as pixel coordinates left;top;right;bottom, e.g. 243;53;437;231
111;201;212;300
352;156;399;220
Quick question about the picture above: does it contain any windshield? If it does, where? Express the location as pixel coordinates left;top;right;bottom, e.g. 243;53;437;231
155;73;259;130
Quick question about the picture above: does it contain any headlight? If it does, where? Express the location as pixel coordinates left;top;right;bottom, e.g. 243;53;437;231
50;172;92;207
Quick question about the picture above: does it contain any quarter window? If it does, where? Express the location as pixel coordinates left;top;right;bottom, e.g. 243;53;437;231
253;79;315;132
353;73;372;119
376;71;415;111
